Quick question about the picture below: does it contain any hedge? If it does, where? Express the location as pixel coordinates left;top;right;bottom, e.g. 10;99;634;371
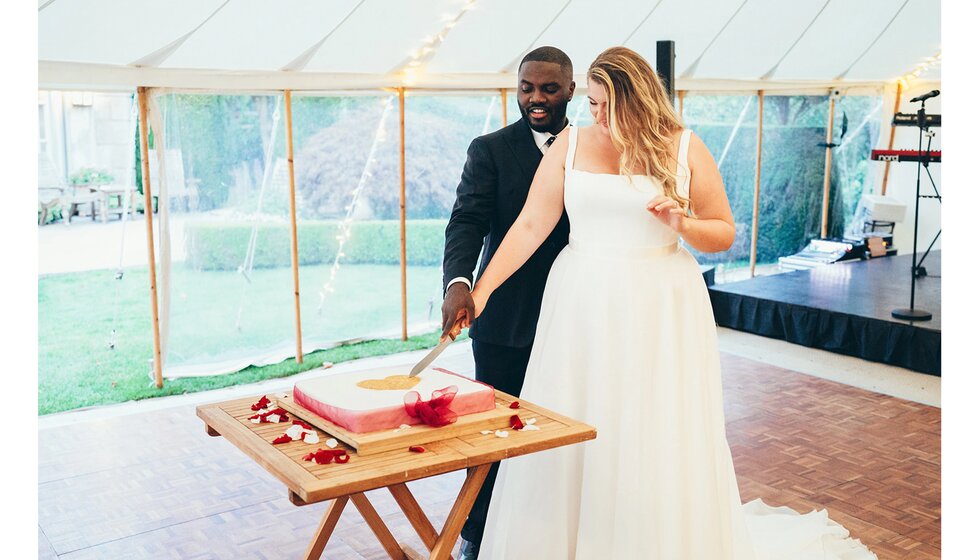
185;219;448;271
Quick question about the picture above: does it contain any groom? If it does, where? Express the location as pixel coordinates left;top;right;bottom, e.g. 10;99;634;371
441;46;575;559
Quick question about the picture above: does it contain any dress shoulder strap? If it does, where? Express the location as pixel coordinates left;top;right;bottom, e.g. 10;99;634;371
675;129;693;199
565;126;579;171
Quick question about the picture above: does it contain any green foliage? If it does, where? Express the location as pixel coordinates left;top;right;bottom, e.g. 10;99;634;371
184;219;449;270
295;100;476;220
69;167;113;186
685;94;878;266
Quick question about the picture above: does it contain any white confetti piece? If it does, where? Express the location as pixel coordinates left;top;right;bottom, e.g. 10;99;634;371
266;414;281;424
480;430;493;435
303;432;319;444
285;425;305;440
494;430;509;438
326;438;339;449
399;424;412;430
250;418;260;424
521;425;541;431
527;418;537;425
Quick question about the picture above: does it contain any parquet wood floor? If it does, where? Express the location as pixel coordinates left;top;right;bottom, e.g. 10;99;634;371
37;353;939;559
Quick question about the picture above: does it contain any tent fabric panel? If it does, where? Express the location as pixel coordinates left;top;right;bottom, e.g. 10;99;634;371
770;0;905;80
427;0;569;74
525;0;670;74
163;0;362;71
691;0;831;80
302;0;461;74
626;0;748;78
38;0;225;66
843;0;940;81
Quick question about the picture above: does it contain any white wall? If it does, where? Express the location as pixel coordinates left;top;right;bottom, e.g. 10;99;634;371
38;91;135;188
872;81;942;256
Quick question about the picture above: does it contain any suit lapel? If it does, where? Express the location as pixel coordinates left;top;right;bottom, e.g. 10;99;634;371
504;118;542;186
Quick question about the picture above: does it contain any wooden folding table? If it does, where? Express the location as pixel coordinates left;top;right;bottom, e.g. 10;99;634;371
197;390;596;560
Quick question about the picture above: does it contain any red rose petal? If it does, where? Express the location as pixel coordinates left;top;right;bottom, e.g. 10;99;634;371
249;407;291;423
509;401;520;409
409;446;425;453
302;448;350;465
251;395;271;411
272;434;292;445
292;420;313;430
510;415;525;430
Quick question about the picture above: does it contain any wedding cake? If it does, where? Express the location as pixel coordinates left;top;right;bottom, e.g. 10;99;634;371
293;365;496;433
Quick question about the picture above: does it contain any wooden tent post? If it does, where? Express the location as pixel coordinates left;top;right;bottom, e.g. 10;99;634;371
500;88;508;126
749;90;764;278
677;90;686;118
881;83;903;196
137;86;164;388
399;88;408;341
820;91;837;238
284;90;304;363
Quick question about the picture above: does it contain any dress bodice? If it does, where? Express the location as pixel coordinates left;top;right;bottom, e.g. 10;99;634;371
563;126;692;250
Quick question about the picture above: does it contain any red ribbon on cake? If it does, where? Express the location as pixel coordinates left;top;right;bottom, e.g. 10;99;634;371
404;386;459;427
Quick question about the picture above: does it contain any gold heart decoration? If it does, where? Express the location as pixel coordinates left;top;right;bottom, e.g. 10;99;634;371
356;375;422;391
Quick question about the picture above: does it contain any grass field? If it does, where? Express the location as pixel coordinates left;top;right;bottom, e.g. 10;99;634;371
38;263;448;414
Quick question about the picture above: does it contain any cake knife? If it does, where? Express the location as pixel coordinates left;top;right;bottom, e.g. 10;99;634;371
408;318;464;377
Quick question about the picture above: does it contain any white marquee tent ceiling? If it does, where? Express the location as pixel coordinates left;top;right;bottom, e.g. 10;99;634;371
38;0;941;92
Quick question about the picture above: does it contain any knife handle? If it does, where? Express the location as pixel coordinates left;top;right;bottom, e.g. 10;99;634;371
442;317;465;343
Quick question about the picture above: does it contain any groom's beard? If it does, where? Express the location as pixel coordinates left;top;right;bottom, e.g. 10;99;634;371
521;104;569;134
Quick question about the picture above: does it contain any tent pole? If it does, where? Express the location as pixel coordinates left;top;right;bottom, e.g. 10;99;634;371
137;87;164;388
881;82;903;196
750;90;763;278
284;90;304;363
500;88;508;127
677;90;685;118
399;88;408;341
820;91;837;238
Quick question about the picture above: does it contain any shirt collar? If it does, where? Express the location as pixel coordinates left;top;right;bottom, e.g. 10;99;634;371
529;120;571;153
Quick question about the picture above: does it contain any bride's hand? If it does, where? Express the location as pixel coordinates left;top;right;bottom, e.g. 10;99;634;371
646;195;689;233
471;287;489;320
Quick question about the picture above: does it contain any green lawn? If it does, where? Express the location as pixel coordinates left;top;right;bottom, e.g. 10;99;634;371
38;263;451;415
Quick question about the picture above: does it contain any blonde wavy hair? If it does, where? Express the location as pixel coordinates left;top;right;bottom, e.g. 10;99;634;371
587;47;690;213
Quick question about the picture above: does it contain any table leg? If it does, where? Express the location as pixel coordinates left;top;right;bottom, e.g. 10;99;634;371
303;495;349;560
350;492;407;559
429;463;491;560
389;483;440;551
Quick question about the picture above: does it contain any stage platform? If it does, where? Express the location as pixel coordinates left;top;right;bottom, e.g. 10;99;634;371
708;252;941;376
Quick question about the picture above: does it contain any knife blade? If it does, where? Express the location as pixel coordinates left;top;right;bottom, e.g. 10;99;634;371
408;318;464;377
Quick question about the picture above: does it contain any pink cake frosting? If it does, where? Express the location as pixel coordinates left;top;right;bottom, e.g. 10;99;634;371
293;366;496;433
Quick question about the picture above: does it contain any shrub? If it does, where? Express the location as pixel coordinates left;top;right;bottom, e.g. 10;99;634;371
184;219;449;271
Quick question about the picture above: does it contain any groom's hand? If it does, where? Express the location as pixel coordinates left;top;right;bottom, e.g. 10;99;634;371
442;283;475;340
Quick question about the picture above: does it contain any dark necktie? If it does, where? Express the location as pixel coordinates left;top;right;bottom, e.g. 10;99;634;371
544;135;557;150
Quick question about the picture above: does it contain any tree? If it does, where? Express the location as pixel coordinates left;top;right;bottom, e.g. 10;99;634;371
295;105;472;220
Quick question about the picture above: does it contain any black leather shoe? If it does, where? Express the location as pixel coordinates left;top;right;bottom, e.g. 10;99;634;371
459;538;480;560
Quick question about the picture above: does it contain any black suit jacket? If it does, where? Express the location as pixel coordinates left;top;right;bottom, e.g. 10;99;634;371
442;118;570;348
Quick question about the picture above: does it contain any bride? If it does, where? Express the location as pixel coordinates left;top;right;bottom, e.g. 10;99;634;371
461;47;876;559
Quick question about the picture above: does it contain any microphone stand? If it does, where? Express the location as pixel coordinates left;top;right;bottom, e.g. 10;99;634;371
891;98;937;321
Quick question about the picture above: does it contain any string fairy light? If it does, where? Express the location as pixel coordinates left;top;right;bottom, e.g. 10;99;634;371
398;0;477;86
897;51;941;90
317;95;397;314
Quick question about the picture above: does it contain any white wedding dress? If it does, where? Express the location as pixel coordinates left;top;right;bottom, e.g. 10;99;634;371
480;127;877;559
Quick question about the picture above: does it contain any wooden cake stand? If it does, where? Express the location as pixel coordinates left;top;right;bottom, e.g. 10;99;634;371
197;390;596;560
